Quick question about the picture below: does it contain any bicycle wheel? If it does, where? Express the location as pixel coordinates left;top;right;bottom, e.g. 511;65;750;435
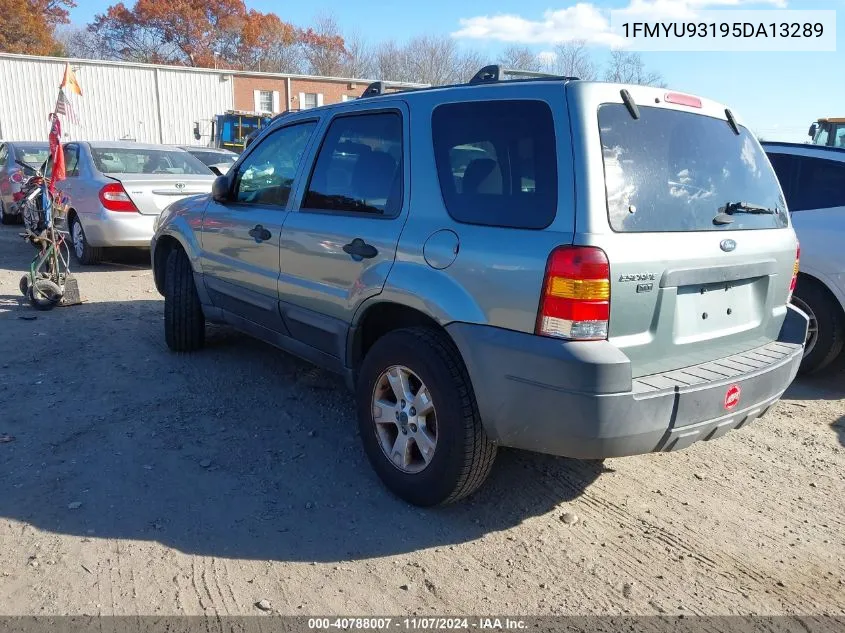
19;275;31;297
28;278;62;311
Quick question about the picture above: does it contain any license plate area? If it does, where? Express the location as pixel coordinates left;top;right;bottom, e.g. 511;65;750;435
674;278;763;343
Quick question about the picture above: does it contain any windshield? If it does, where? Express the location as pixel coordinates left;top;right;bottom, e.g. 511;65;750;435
14;145;49;169
833;124;845;148
598;104;788;232
190;151;237;167
91;148;211;175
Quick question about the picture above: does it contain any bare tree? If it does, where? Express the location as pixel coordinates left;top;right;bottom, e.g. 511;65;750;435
340;30;375;79
604;50;665;87
399;35;489;85
546;40;598;80
302;14;346;76
497;46;541;72
373;40;412;82
453;48;488;83
55;26;110;60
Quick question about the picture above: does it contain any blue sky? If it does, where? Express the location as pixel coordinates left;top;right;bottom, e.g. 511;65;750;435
68;0;844;142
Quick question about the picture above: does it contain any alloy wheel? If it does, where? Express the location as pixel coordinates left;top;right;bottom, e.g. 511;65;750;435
371;365;438;474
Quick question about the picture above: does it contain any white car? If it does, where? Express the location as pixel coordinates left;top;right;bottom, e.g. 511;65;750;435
178;146;238;176
763;141;845;373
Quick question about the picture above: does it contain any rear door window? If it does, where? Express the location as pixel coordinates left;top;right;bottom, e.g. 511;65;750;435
64;144;80;177
790;155;845;211
598;104;788;232
432;100;557;229
301;112;403;216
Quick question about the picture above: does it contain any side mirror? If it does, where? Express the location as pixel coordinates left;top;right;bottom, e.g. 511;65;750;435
209;165;222;177
211;174;231;203
193;122;201;141
808;123;818;138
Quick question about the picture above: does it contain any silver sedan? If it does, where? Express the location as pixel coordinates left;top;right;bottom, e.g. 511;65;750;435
51;141;216;264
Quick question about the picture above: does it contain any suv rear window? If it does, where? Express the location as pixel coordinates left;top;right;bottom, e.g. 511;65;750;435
599;104;788;232
432;100;557;229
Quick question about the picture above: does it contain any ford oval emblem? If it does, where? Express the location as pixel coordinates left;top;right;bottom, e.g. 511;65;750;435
720;239;736;252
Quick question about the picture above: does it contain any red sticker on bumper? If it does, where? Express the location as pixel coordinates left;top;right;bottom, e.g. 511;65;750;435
724;384;741;410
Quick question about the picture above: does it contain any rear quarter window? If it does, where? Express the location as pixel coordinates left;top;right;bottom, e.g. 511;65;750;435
599;104;788;232
432;100;557;229
789;155;845;211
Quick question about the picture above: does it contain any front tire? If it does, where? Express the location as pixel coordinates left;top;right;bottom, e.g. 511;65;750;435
792;276;845;374
356;327;497;506
164;248;205;352
70;216;103;265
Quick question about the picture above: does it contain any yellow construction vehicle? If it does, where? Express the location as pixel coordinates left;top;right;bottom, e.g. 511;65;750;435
808;118;845;148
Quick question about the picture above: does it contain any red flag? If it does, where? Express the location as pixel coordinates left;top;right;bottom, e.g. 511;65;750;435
49;114;65;192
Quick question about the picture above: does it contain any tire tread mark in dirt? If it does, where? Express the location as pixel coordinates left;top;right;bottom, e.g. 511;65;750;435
514;454;780;592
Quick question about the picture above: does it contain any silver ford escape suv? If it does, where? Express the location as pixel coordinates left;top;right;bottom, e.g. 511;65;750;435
151;66;808;507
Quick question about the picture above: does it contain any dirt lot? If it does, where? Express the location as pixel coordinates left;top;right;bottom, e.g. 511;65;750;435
0;223;843;618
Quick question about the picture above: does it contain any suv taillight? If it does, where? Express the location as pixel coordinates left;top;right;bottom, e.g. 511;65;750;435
99;183;138;212
788;242;800;303
536;246;610;341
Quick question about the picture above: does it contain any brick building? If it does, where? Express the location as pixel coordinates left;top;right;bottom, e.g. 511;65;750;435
234;74;411;114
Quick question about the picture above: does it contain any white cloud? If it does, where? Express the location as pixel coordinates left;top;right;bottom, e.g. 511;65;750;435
452;0;789;46
452;4;625;47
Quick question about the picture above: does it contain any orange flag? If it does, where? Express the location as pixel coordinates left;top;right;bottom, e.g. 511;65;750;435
60;63;82;96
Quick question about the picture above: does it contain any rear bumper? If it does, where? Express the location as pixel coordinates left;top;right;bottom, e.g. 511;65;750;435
81;207;157;248
446;305;808;459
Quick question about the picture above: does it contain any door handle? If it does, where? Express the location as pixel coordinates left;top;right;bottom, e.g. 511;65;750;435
342;238;378;260
249;224;272;242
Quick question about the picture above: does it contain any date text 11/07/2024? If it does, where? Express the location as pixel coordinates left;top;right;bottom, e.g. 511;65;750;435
620;22;824;39
307;617;528;631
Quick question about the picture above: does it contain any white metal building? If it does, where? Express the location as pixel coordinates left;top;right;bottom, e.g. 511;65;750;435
0;53;423;146
0;53;233;145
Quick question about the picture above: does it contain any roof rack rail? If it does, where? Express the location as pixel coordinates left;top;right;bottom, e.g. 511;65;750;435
361;81;387;98
468;65;578;85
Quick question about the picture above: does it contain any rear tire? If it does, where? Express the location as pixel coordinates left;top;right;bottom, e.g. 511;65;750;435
792;276;844;374
0;201;13;225
164;248;205;352
356;327;497;506
70;216;103;265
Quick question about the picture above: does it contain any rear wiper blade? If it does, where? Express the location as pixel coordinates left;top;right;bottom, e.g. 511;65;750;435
713;201;777;225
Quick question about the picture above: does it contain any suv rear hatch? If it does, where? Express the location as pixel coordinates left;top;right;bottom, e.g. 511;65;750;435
569;84;798;378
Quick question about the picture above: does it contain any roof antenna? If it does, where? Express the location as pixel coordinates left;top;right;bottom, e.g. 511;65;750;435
620;89;640;120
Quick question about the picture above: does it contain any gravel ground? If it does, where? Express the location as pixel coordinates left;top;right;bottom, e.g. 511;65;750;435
0;223;843;617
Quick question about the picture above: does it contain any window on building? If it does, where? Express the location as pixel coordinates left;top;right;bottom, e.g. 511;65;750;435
303;93;318;109
302;112;403;215
258;91;273;113
341;95;358;102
